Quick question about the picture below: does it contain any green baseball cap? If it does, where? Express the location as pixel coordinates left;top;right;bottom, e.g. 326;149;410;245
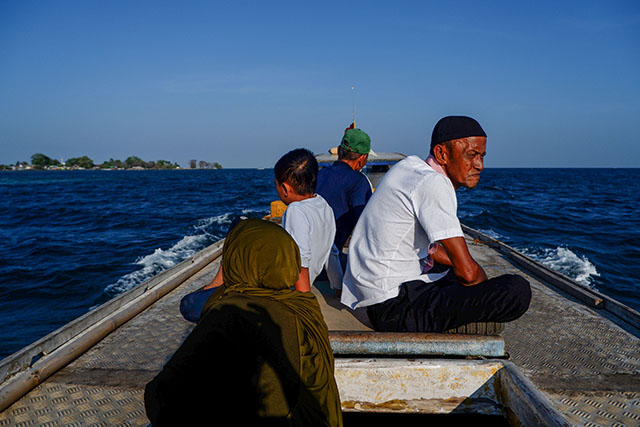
340;128;371;154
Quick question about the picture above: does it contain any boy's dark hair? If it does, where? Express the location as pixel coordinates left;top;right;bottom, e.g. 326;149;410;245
274;148;318;195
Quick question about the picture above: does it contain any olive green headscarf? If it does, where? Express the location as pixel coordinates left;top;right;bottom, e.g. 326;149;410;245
223;217;301;290
200;218;343;426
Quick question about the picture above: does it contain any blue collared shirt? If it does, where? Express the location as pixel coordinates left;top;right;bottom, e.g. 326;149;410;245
316;161;372;249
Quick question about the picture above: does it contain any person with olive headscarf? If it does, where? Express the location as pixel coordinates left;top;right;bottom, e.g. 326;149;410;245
145;218;343;426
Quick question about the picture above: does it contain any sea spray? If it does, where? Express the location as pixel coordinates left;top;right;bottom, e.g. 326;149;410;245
521;246;600;290
103;213;234;296
476;228;505;241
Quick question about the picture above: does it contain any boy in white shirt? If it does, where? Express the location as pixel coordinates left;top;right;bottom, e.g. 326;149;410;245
180;149;335;323
274;148;336;292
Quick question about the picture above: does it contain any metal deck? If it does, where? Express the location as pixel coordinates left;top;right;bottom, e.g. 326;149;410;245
1;229;639;426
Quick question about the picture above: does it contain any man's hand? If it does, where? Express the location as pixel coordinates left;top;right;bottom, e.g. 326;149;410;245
438;236;487;286
430;242;452;267
203;265;224;290
294;267;311;292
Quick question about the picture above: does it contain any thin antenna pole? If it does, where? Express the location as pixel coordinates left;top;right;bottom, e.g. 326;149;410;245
351;85;356;127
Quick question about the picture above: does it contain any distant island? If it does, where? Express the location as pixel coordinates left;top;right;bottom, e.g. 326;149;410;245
0;154;223;171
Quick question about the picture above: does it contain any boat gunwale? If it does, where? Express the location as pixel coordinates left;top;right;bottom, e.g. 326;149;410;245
461;224;640;329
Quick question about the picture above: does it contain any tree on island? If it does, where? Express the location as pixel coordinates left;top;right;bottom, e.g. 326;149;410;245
101;158;124;169
191;159;223;169
154;160;179;169
66;156;95;169
31;153;60;169
125;156;146;168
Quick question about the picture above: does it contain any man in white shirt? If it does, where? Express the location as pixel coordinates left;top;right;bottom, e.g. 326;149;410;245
341;116;531;332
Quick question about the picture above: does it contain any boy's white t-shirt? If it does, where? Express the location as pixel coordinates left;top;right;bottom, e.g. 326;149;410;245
341;155;464;309
282;194;336;284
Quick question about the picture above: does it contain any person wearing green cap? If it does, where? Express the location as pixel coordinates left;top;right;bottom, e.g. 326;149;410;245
316;127;373;294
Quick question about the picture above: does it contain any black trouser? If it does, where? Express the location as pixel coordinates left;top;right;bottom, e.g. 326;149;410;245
366;271;531;333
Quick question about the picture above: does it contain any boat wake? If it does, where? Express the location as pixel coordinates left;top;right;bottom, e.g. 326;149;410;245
103;214;232;297
476;228;505;241
521;246;600;290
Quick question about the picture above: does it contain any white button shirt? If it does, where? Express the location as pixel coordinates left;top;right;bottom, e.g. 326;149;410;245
341;156;463;309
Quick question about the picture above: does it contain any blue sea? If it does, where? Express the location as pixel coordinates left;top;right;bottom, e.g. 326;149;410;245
1;168;639;359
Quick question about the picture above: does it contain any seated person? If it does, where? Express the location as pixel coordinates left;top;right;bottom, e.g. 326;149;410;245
145;218;343;426
275;148;336;292
180;149;335;323
316;128;373;293
341;116;531;333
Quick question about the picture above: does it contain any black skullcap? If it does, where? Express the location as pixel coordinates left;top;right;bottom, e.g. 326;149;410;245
430;116;486;150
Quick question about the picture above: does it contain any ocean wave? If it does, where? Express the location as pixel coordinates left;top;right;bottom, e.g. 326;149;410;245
103;214;232;296
521;246;600;290
241;208;261;215
458;207;486;218
193;213;232;233
103;233;208;296
477;228;505;241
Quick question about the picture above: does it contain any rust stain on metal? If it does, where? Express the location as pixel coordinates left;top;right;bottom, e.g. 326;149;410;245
342;399;409;411
494;368;508;407
342;397;473;414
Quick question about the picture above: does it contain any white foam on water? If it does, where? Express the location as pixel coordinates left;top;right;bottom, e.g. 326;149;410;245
522;246;600;290
458;207;486;218
193;213;233;232
477;228;504;241
104;214;231;296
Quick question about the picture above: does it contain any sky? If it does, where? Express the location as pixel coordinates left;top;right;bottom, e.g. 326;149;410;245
1;1;639;168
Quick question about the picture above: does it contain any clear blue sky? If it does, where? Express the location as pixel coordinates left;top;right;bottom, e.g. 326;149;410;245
1;1;639;168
